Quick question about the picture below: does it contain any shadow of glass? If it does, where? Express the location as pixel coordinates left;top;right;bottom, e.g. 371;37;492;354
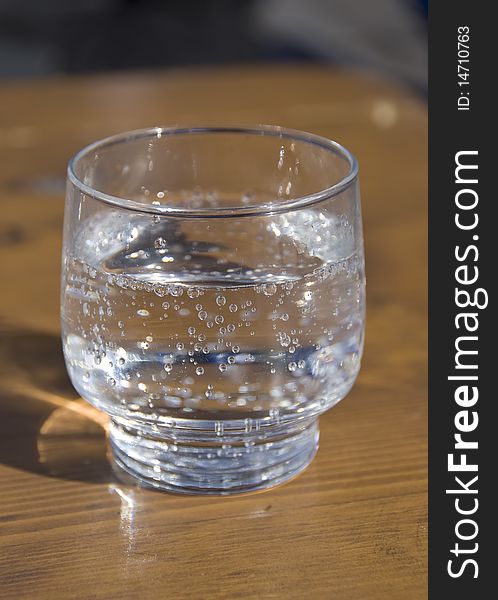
0;324;114;484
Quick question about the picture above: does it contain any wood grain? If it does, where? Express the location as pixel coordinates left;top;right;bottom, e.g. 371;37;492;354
0;66;427;599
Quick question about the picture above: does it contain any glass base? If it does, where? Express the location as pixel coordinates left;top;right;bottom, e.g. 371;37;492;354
109;416;319;495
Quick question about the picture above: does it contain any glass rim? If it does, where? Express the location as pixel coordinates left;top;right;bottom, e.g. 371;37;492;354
67;125;359;218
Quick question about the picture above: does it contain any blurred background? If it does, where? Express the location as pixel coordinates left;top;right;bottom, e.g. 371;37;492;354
0;0;427;91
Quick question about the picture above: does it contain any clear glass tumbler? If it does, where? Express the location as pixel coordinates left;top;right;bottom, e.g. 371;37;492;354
61;126;365;494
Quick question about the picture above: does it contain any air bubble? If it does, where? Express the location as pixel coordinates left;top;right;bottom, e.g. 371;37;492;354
219;363;227;373
196;367;204;376
288;362;297;372
154;237;167;249
229;304;238;312
216;295;226;307
262;283;277;296
215;315;224;324
277;332;291;347
169;285;183;297
269;408;279;420
137;309;150;317
198;311;207;321
187;288;200;298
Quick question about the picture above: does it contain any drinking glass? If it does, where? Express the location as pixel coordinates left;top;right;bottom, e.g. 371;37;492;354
61;126;365;494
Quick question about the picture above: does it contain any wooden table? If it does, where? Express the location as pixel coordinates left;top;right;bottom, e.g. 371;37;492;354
0;66;427;599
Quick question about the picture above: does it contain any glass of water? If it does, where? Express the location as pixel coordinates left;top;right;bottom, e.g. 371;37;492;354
61;126;365;494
